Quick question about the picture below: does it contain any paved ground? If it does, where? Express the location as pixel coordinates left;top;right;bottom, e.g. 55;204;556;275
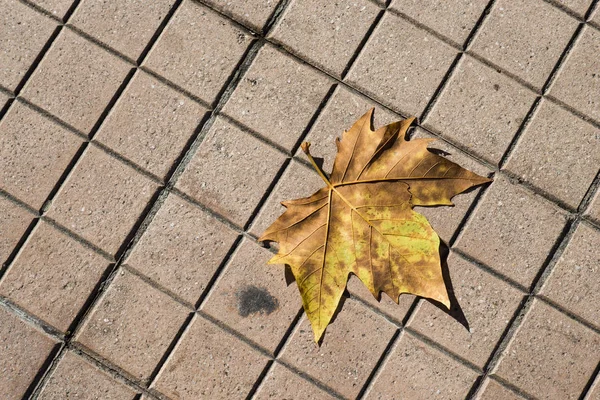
1;0;600;399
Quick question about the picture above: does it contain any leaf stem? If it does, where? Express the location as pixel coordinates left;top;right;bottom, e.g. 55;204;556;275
301;142;333;188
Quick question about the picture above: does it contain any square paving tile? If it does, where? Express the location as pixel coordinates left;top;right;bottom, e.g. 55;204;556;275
222;44;333;151
539;222;600;329
29;0;74;19
365;333;479;400
46;146;159;255
0;306;58;400
75;268;190;382
0;1;56;91
38;351;137;399
202;238;300;354
0;222;110;332
143;0;253;105
549;27;600;123
296;85;400;174
504;100;600;209
0;91;10;109
151;315;269;399
125;193;238;305
70;0;175;60
201;0;279;32
423;55;537;165
407;253;524;368
279;298;396;399
255;363;336;399
269;0;381;77
21;29;131;134
493;299;600;399
389;0;489;46
0;103;83;209
176;116;287;228
475;379;527;400
554;0;594;17
586;374;600;400
345;12;457;117
587;191;600;223
95;71;208;180
0;197;35;267
455;175;567;288
470;0;578;89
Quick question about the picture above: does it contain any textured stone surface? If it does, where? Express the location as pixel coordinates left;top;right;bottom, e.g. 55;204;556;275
390;0;489;45
280;299;396;398
0;222;110;332
21;29;131;134
493;300;600;399
470;0;578;89
553;0;593;17
176;117;286;227
0;1;56;91
71;0;175;60
0;103;83;208
539;222;600;328
366;333;479;400
28;0;74;19
202;238;300;354
201;0;279;31
255;364;337;400
38;351;137;399
587;191;600;223
75;269;190;382
346;12;457;117
505;100;600;209
152;316;269;399
0;197;34;267
222;44;333;151
143;0;252;105
455;176;567;287
549;27;600;122
269;0;380;76
423;55;537;165
0;306;58;400
46;146;158;255
475;379;527;400
126;193;238;305
407;253;524;368
95;71;208;180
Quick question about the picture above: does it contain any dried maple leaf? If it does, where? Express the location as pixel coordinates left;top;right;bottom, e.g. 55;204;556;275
260;109;491;342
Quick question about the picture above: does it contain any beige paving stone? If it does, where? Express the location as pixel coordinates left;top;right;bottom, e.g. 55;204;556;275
0;222;110;332
470;0;578;89
366;333;479;400
249;159;323;237
279;299;396;398
46;146;158;255
38;351;137;399
455;175;567;288
202;238;300;354
493;299;600;399
347;275;415;323
95;71;208;180
412;127;493;244
475;379;527;400
0;1;56;91
423;55;537;165
407;253;524;368
296;85;400;174
201;0;279;32
554;0;594;17
0;91;9;108
126;193;238;305
539;222;600;328
29;0;74;19
21;29;131;134
151;315;269;399
143;0;252;105
0;306;58;400
549;27;600;122
0;197;35;267
176;117;286;227
255;363;337;400
75;269;190;382
586;374;600;400
0;103;83;209
222;44;333;151
390;0;489;45
70;0;175;60
592;6;600;26
505;100;600;209
345;12;457;117
269;0;380;77
587;191;600;223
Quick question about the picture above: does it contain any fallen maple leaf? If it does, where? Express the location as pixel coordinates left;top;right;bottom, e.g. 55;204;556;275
260;109;491;342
